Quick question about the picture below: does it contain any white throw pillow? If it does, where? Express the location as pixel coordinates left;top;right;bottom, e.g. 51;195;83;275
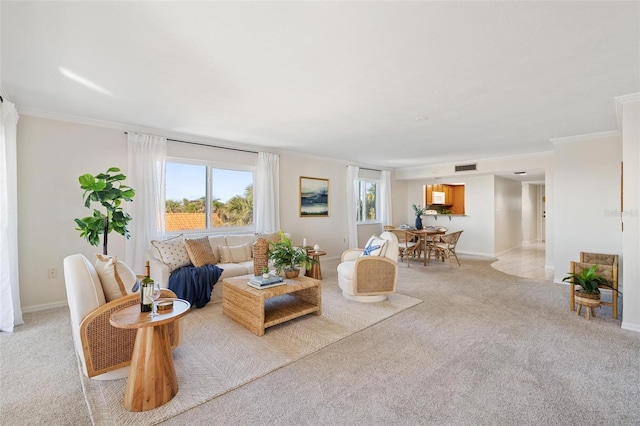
360;235;388;257
151;234;191;271
94;254;137;302
219;242;253;263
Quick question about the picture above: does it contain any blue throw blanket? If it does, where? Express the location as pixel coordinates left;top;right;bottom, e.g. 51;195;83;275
168;264;223;308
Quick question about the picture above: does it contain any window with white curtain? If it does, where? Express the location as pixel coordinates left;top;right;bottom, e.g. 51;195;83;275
355;179;379;223
165;159;254;233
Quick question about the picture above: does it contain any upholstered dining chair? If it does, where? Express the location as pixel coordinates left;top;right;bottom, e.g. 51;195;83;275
427;230;463;267
337;232;399;302
63;254;181;380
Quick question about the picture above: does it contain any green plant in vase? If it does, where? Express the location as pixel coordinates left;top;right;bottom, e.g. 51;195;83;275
412;204;425;229
562;264;611;296
267;231;315;278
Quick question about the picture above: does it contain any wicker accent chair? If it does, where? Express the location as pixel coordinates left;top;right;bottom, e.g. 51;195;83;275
569;252;619;319
426;230;463;267
337;231;399;302
63;254;181;380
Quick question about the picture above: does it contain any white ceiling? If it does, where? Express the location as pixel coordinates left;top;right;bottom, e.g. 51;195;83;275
2;1;639;172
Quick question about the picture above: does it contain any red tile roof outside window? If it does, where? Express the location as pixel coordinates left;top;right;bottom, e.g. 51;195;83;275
165;213;226;231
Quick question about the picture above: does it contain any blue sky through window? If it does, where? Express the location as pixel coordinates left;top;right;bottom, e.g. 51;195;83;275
166;162;253;203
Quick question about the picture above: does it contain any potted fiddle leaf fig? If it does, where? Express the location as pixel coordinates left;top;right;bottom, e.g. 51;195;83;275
74;167;135;255
267;231;315;278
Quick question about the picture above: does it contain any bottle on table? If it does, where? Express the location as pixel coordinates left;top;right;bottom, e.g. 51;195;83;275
140;261;154;313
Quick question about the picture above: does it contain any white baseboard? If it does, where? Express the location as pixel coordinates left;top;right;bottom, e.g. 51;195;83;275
456;250;495;258
621;322;640;333
21;300;68;313
323;255;341;262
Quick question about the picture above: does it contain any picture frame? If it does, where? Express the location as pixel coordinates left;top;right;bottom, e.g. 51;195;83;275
299;176;329;217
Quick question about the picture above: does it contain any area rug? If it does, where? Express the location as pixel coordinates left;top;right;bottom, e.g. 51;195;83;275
79;280;422;425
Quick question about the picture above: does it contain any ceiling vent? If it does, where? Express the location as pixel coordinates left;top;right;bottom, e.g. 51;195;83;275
455;163;477;172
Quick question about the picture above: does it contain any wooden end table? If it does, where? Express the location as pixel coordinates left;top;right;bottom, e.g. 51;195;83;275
222;275;321;336
110;299;190;412
305;250;326;280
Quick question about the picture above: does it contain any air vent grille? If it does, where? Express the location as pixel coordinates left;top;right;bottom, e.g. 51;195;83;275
455;163;477;172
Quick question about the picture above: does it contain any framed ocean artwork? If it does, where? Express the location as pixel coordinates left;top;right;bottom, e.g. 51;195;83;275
299;176;329;217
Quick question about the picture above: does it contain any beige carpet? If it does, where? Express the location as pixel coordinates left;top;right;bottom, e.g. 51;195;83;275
80;280;422;425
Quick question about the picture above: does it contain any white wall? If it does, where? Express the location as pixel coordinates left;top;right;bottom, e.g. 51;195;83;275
278;155;350;256
390;171;408;229
552;132;623;284
395;152;551;181
621;97;640;332
17;116;129;310
494;176;522;255
407;175;496;257
521;183;539;244
15;115;359;310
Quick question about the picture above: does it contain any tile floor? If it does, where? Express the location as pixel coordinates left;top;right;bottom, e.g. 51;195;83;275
490;241;553;281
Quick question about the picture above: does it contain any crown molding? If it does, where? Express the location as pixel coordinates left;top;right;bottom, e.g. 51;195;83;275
17;106;130;131
614;92;640;129
15;106;385;170
397;150;553;175
549;130;621;145
16;106;271;152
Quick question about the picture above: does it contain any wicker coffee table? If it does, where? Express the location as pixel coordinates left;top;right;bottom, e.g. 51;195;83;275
222;275;321;336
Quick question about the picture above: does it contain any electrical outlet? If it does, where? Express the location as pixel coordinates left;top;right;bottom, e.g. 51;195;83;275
48;268;57;279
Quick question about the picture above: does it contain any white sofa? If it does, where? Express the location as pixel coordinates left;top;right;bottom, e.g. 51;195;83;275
148;233;262;303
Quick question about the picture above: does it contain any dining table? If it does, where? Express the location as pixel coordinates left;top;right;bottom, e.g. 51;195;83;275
393;227;446;266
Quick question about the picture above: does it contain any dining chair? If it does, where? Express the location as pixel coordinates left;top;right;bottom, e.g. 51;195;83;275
427;230;463;267
391;229;421;267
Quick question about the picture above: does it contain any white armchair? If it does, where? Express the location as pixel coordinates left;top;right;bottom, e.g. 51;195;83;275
337;232;399;302
63;254;180;380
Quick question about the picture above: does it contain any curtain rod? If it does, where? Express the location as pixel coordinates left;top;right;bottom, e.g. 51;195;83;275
124;132;258;154
348;165;382;172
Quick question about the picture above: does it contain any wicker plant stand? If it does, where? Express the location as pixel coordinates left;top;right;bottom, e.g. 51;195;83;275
575;292;601;320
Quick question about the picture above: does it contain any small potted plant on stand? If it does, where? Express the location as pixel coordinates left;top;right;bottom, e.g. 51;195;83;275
267;231;315;278
563;264;611;320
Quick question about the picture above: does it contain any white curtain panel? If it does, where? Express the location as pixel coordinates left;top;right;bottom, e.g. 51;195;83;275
255;152;280;233
380;170;392;227
346;165;359;248
126;133;167;274
0;100;23;332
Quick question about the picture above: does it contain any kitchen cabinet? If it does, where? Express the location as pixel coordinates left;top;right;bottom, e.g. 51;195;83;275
424;184;465;214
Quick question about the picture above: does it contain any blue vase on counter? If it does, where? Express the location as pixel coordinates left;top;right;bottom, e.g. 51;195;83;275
414;216;423;230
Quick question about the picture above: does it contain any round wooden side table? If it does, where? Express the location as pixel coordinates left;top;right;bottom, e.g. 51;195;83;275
305;250;326;280
110;299;190;412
